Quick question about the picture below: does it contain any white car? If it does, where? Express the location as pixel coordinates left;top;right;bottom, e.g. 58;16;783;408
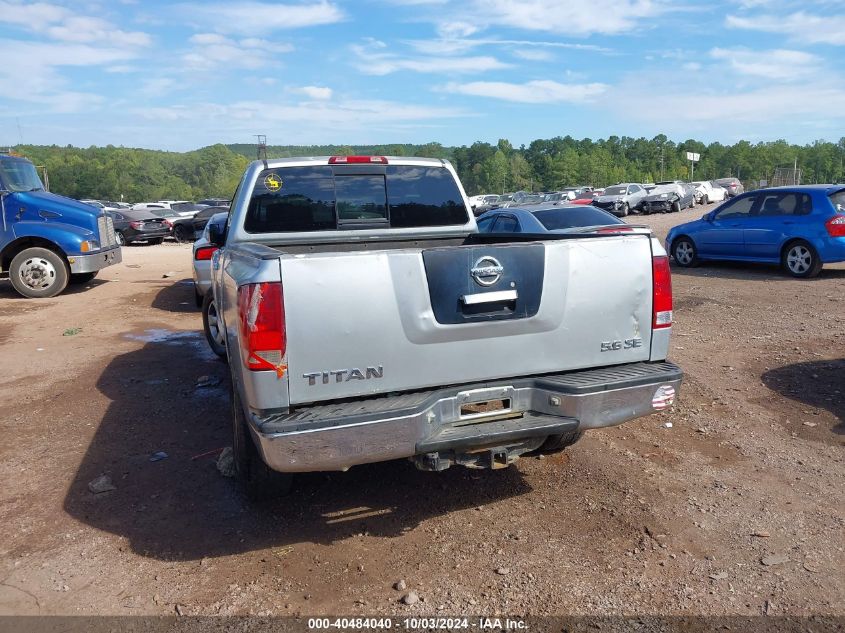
193;211;228;356
132;200;202;218
80;199;121;211
192;211;228;306
691;181;727;205
132;201;171;213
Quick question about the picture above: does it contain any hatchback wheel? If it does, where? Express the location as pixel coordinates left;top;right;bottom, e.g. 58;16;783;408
782;241;822;278
672;237;698;267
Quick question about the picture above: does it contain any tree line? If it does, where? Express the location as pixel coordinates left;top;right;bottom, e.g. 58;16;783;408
12;135;845;202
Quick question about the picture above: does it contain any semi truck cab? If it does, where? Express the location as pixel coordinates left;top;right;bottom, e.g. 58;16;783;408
0;153;121;298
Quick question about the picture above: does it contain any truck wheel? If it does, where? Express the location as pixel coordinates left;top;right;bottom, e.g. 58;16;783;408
781;240;822;278
538;431;583;453
231;386;293;500
69;271;98;284
9;247;69;298
202;291;227;359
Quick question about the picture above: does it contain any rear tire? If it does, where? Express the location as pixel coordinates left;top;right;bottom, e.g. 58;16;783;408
174;225;190;242
69;271;98;284
781;240;822;278
672;237;698;267
9;247;69;298
538;431;583;453
202;291;227;359
231;386;293;501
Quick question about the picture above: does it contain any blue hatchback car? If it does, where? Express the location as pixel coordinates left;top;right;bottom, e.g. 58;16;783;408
666;185;845;278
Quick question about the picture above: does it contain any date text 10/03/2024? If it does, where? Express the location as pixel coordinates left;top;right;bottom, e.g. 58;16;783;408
307;617;528;630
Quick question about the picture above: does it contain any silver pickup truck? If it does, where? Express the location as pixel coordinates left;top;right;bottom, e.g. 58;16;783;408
206;156;682;498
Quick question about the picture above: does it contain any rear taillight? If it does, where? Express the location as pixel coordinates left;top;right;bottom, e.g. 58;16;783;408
328;155;388;164
129;221;142;229
652;255;673;329
825;215;845;237
163;219;173;228
237;282;286;376
194;245;218;261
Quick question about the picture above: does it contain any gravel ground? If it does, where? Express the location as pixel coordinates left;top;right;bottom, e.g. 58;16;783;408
0;205;842;618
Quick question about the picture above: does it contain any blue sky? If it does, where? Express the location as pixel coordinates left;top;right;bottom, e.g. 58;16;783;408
1;0;844;151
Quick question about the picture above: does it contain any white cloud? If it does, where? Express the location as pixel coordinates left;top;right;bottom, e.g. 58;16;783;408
0;40;135;113
436;21;480;38
405;37;612;56
190;33;229;45
141;78;177;97
351;41;509;75
462;0;661;36
442;79;608;103
293;86;333;100
182;34;293;70
132;99;468;142
512;49;554;61
609;83;845;128
726;11;845;45
0;1;151;45
710;47;822;81
177;0;344;35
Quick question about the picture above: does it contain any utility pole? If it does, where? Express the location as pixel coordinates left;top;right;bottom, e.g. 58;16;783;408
255;134;267;160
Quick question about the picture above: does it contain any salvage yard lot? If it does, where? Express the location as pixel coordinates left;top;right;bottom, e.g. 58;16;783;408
0;205;842;617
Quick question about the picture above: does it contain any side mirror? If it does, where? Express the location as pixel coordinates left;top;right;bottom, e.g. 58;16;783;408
208;222;226;246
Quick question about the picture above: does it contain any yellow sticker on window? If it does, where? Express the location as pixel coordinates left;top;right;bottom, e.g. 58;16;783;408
264;174;282;192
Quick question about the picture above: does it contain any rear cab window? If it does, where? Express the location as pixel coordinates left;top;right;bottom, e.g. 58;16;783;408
532;206;623;231
244;165;469;233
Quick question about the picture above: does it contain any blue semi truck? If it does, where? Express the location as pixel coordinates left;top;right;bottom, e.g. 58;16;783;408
0;153;121;298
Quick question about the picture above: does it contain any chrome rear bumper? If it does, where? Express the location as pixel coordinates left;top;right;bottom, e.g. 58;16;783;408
247;362;682;473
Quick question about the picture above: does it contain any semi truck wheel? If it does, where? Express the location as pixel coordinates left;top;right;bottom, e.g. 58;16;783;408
231;386;293;500
9;247;69;298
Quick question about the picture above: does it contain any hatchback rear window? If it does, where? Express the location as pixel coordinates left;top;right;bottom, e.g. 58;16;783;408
830;190;845;213
532;206;623;231
244;165;468;233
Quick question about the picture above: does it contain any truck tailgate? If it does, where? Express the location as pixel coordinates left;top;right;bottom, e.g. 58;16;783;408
282;235;654;405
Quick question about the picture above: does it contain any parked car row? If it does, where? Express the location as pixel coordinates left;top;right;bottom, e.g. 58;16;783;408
81;199;231;245
469;178;740;219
